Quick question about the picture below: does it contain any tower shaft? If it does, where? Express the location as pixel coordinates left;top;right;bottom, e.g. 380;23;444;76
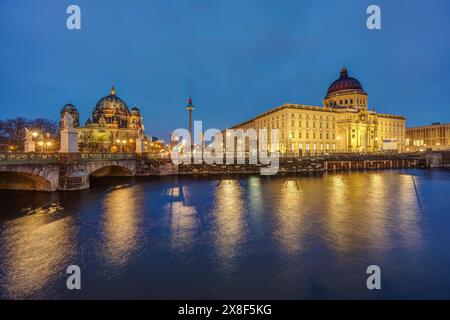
188;109;193;150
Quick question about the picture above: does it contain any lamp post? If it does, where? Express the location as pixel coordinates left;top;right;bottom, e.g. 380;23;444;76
45;141;52;153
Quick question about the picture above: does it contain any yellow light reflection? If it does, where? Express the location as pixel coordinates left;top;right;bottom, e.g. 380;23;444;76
325;172;422;255
396;174;423;249
1;203;75;299
101;185;144;267
167;186;198;252
248;176;263;215
213;180;245;270
273;180;305;255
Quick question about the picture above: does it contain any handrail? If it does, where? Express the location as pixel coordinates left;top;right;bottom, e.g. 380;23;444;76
80;153;136;161
0;152;60;163
0;152;420;164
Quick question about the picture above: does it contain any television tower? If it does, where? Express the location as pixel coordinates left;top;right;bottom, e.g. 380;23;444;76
186;79;194;151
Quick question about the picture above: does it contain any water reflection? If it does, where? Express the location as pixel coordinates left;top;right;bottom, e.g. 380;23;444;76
396;174;423;249
167;186;198;252
325;173;422;255
273;180;305;256
213;180;245;271
101;185;144;267
0;203;75;298
0;170;437;299
325;174;353;253
248;176;263;215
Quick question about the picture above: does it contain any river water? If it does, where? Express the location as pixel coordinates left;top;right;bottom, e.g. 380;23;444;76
0;169;449;299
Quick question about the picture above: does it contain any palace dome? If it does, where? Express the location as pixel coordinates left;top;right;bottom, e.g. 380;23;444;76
94;85;130;116
326;67;365;96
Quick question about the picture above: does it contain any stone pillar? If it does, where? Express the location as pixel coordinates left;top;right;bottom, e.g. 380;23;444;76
59;129;79;153
136;137;145;154
24;140;35;153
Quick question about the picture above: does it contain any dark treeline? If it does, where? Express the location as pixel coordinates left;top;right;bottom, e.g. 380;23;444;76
0;117;58;152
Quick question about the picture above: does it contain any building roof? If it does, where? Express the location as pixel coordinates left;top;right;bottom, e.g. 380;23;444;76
92;85;130;123
325;67;366;97
406;122;450;130
229;103;405;129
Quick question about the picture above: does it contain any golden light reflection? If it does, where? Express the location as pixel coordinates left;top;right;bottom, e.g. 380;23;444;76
167;186;198;252
325;174;372;254
364;173;390;248
325;172;422;255
395;174;423;249
247;176;263;215
101;185;144;267
1;203;75;299
213;180;245;270
273;180;305;255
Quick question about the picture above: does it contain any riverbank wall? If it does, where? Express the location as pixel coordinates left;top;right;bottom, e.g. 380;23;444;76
136;155;419;176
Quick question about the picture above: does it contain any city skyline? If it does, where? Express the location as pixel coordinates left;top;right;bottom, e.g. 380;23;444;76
2;0;450;303
1;0;450;140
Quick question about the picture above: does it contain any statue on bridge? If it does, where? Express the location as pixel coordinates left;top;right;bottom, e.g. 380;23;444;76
60;112;79;153
62;112;75;130
136;128;145;154
24;128;36;153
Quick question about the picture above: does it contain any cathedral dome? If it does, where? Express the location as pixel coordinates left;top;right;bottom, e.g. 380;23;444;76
130;106;141;115
62;103;78;112
60;103;80;128
326;67;365;96
94;85;130;116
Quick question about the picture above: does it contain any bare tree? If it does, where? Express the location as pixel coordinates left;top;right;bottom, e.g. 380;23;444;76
0;117;58;151
31;118;58;136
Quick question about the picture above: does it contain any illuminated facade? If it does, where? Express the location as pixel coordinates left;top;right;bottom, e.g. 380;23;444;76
230;67;406;154
59;85;147;153
406;123;450;151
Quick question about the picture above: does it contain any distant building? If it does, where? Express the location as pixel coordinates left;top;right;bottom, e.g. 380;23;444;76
229;67;406;154
59;85;148;153
406;122;450;151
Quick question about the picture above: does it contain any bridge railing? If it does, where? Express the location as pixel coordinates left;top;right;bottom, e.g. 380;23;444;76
0;152;60;164
80;153;136;161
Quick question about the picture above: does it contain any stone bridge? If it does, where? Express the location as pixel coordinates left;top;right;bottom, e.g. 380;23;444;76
0;153;137;191
0;152;422;192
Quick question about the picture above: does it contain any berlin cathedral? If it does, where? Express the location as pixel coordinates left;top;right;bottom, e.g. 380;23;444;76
60;85;145;153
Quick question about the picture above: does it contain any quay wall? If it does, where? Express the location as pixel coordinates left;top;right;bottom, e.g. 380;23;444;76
136;156;419;176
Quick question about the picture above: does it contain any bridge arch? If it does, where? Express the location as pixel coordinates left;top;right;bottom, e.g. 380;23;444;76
83;160;136;178
89;165;133;177
0;170;56;191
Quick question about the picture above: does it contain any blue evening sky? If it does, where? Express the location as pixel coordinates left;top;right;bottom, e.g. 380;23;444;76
1;0;449;139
